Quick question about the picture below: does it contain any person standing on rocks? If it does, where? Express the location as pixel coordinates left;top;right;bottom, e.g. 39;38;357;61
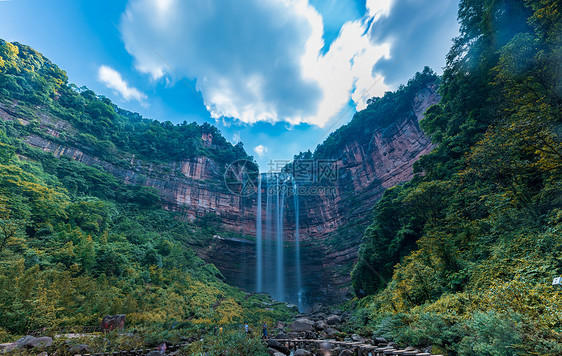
262;322;268;339
244;323;249;334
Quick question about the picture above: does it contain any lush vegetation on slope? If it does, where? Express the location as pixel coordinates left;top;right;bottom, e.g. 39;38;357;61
0;40;293;343
0;39;249;166
312;67;438;160
351;0;562;354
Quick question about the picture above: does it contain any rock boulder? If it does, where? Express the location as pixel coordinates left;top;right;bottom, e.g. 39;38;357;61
275;332;289;339
289;318;315;332
324;328;339;338
17;336;53;349
314;320;328;331
267;339;290;355
326;315;341;325
68;344;90;354
101;314;125;332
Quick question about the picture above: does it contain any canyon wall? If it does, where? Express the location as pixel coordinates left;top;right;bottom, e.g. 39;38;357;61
293;83;439;298
205;82;439;304
0;100;257;234
4;81;439;306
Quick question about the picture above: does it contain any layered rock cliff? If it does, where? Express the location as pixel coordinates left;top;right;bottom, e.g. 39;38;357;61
3;78;438;307
293;82;439;297
204;80;440;305
0;101;257;235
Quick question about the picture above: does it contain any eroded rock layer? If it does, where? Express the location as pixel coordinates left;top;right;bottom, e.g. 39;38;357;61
7;81;438;305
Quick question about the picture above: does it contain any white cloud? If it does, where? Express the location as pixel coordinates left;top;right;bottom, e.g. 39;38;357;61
97;65;147;102
119;0;395;126
366;0;393;20
300;15;391;124
253;144;268;157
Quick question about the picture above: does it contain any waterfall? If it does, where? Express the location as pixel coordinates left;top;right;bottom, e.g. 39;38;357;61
255;172;303;309
294;178;303;311
265;174;273;294
275;175;284;301
256;175;263;292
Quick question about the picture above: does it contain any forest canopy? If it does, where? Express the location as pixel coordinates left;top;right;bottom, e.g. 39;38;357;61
351;0;562;354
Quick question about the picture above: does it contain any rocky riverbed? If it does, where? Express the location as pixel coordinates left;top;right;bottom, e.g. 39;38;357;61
263;304;440;356
0;305;442;356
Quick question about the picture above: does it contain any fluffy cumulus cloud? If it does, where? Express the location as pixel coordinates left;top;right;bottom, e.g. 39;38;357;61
119;0;456;127
97;65;147;102
253;144;268;157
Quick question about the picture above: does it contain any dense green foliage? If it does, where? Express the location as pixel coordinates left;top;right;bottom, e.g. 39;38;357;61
184;330;269;355
313;67;438;159
0;40;293;342
351;0;562;354
0;39;249;165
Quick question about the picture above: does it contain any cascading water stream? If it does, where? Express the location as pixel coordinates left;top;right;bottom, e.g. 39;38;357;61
293;178;303;311
256;175;263;292
265;174;273;293
255;172;303;309
275;176;284;301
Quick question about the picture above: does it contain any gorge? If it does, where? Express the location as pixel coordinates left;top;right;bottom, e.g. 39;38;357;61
2;1;561;352
6;72;439;310
203;75;439;308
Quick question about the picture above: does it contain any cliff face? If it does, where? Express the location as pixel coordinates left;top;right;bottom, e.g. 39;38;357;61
199;236;335;308
204;82;440;305
4;81;438;306
0;101;257;235
290;82;440;298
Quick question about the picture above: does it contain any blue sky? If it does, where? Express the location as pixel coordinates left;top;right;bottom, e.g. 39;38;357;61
0;0;459;169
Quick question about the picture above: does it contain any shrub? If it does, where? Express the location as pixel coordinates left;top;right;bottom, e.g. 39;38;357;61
183;330;268;356
398;312;462;350
456;311;523;356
